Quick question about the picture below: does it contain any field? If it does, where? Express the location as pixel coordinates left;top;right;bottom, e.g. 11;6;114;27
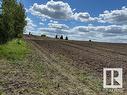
0;35;127;95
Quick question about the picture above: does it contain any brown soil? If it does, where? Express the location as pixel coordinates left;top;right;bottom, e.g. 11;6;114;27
26;35;127;94
0;35;127;95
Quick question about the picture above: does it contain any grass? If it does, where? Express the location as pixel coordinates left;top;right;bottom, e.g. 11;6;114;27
79;72;103;92
0;39;30;60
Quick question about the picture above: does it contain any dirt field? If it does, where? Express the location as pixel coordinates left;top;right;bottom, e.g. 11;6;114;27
25;35;127;94
1;35;127;95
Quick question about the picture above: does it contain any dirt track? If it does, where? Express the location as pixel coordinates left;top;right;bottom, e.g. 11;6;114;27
25;35;127;94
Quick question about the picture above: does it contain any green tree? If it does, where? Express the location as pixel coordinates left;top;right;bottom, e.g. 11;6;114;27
60;35;63;39
14;2;26;38
0;1;3;44
65;36;68;40
0;14;4;44
2;0;16;41
0;0;26;44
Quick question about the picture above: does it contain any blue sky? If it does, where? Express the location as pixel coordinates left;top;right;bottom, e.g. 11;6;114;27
1;0;127;43
23;0;127;16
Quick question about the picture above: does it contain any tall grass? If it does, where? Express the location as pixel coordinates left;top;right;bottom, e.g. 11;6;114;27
0;39;29;60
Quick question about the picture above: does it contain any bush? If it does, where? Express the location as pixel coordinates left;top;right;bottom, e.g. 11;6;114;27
41;34;46;37
89;40;92;42
55;35;58;39
60;35;63;39
65;36;68;40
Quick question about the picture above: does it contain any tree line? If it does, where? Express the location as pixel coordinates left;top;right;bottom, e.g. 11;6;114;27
0;0;26;44
55;35;68;40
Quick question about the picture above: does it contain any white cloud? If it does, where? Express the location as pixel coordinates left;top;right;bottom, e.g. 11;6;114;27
29;0;97;22
48;23;69;30
29;0;127;25
39;22;44;25
25;17;37;33
39;22;127;39
29;0;74;20
0;1;2;12
70;25;127;43
38;22;70;36
49;20;58;24
74;12;96;22
37;23;127;43
39;27;69;36
0;1;2;5
27;0;127;42
72;25;127;35
25;8;29;13
99;7;127;24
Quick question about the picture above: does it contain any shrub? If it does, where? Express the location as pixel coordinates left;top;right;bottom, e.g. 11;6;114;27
41;34;46;37
60;35;63;39
89;40;92;42
65;36;68;40
55;35;58;39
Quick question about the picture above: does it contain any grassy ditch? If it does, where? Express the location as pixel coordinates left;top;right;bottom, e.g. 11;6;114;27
0;39;30;60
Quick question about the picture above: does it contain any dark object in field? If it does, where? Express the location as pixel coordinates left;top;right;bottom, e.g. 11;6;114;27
57;83;60;88
89;40;92;42
55;35;58;39
65;36;68;40
41;34;46;37
29;32;31;35
60;35;63;39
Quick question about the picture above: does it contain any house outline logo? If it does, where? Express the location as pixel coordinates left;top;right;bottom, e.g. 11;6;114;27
103;68;123;88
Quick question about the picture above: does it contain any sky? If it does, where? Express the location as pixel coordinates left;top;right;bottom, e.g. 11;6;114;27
1;0;127;43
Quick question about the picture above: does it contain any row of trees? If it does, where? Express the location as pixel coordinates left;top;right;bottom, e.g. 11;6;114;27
0;0;26;44
55;35;68;40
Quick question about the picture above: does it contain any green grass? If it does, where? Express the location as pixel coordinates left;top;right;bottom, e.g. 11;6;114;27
0;39;30;60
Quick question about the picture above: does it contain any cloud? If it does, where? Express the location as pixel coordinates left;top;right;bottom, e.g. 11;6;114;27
0;1;2;5
24;16;127;43
27;0;127;43
29;0;127;25
38;22;72;36
25;17;37;33
72;25;127;35
49;20;58;24
0;1;2;11
36;22;127;43
39;22;44;25
29;0;96;22
48;23;69;30
74;12;96;22
99;6;127;24
29;0;74;20
25;8;28;13
71;25;127;43
39;21;127;40
39;27;70;37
